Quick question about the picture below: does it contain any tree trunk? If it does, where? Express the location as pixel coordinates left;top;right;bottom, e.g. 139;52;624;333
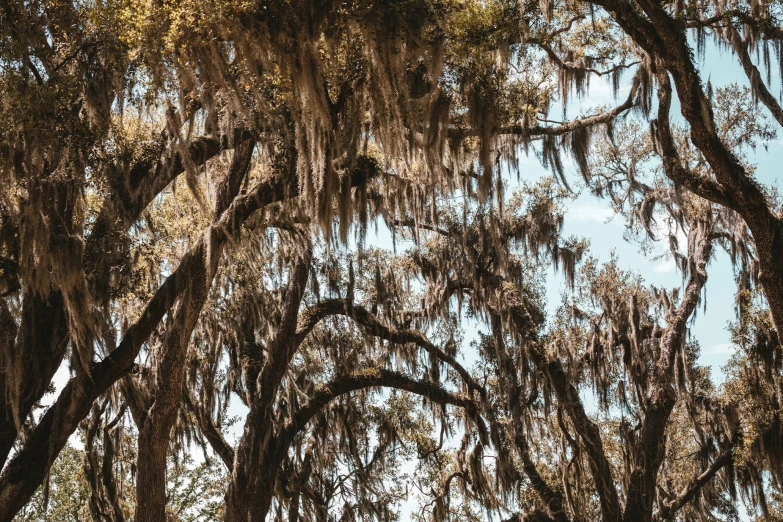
224;409;277;522
622;387;676;522
225;258;311;521
134;141;256;521
135;422;170;522
133;255;213;522
224;466;276;521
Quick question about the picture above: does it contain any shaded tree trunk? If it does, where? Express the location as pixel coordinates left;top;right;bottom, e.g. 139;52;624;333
135;425;170;522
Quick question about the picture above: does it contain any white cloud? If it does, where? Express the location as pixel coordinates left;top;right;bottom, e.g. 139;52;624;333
707;343;736;355
653;257;677;273
567;204;615;223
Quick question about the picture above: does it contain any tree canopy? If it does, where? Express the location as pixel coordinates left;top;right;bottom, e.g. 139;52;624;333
2;0;783;521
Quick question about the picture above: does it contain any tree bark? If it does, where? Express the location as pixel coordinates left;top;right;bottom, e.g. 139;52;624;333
135;426;170;522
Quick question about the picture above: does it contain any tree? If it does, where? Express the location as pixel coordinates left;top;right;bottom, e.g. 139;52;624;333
1;0;783;521
13;444;91;522
566;12;783;520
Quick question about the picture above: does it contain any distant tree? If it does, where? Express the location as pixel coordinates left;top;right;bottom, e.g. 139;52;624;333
13;422;226;522
13;444;90;522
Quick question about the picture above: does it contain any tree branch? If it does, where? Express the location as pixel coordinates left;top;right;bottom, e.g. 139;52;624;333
653;71;737;209
724;23;783;128
448;71;639;142
536;41;640;78
655;449;734;521
534;346;622;522
184;390;235;470
294;299;485;398
503;71;640;137
277;368;482;453
86;129;255;303
388;219;450;236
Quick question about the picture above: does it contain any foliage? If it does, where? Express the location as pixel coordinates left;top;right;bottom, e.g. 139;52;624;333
13;445;91;522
